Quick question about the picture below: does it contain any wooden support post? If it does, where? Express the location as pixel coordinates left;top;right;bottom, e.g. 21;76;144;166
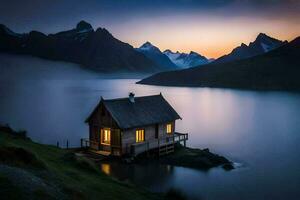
173;134;175;144
80;139;83;148
172;134;175;152
66;140;69;149
158;138;160;157
147;141;150;157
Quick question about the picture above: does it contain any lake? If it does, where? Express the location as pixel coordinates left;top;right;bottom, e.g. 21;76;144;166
1;54;300;200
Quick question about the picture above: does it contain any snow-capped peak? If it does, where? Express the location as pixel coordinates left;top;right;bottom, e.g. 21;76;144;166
163;49;173;54
254;33;286;52
76;20;94;34
189;51;199;55
140;41;154;49
163;49;209;68
138;42;161;53
163;49;181;59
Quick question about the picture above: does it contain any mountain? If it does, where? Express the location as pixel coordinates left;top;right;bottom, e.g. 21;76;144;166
214;33;287;64
138;37;300;91
136;42;178;70
163;49;210;68
0;21;162;73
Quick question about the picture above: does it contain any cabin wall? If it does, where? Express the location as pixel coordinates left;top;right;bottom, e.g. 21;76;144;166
158;121;175;137
121;125;154;154
121;121;176;154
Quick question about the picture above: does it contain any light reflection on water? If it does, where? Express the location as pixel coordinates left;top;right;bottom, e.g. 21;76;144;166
101;163;111;176
1;54;300;199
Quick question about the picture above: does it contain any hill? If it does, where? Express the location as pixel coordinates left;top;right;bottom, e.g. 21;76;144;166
214;33;287;64
0;21;162;73
136;42;178;70
138;37;300;91
163;49;210;68
0;126;162;200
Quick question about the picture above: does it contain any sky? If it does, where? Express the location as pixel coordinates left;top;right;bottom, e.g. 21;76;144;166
0;0;299;58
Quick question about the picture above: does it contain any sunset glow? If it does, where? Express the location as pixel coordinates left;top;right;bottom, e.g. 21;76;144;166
1;0;299;58
112;14;300;58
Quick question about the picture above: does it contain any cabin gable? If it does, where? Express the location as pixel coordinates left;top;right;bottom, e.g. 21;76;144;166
87;101;119;128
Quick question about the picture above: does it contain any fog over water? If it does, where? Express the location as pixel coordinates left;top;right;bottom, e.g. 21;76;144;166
1;54;300;200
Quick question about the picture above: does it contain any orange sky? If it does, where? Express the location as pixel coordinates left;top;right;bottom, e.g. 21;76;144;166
109;15;300;59
1;1;299;59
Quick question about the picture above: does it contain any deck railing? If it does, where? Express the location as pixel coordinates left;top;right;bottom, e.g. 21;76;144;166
80;138;121;152
130;132;188;156
81;132;188;156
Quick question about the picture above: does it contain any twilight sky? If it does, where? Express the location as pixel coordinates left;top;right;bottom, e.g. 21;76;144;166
0;0;299;58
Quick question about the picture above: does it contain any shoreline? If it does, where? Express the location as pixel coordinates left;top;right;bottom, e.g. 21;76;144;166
78;143;234;172
0;125;164;200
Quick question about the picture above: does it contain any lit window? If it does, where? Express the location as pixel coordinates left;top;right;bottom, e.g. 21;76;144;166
166;123;172;134
136;129;145;143
101;128;111;145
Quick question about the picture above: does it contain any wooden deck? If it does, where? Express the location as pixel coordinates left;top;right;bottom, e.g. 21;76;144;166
81;132;188;157
130;132;188;156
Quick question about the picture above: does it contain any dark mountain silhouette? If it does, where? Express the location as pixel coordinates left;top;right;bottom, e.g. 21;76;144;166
0;21;163;73
138;37;300;91
214;33;287;64
136;42;178;70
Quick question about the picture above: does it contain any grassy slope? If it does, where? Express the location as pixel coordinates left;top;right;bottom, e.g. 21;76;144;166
0;132;161;200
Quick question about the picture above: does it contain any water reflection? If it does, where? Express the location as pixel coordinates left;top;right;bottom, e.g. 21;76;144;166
101;163;111;175
100;162;176;190
1;54;300;200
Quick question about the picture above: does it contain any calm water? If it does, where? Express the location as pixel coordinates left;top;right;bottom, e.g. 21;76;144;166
1;54;300;200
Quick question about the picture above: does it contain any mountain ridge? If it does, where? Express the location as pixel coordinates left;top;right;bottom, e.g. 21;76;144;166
163;49;210;68
138;36;300;91
214;33;287;64
0;21;165;73
136;42;178;69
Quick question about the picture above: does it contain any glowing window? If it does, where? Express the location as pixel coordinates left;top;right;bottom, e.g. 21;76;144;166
136;129;145;143
166;124;172;134
101;128;111;145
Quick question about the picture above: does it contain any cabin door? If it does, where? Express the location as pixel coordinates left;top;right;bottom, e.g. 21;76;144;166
100;128;111;152
100;128;121;155
155;124;159;139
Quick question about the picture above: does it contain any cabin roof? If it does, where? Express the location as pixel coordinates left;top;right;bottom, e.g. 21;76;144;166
86;94;181;129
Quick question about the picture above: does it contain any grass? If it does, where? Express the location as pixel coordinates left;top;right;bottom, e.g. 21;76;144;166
0;131;162;200
0;175;25;200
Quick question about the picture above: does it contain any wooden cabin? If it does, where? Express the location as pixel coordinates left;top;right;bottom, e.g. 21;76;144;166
84;93;188;156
